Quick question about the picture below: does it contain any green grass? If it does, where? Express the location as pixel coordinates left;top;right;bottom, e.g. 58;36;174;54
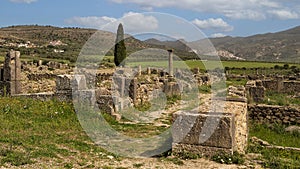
262;90;300;106
127;60;300;70
198;84;211;94
101;113;168;138
0;97;113;167
226;78;248;87
0;56;4;63
249;122;300;148
211;152;245;165
248;122;300;168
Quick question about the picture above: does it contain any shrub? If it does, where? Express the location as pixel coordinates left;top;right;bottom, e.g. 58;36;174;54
211;151;245;165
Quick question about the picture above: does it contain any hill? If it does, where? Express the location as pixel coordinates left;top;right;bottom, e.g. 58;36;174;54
0;25;299;63
209;26;300;62
0;25;98;62
144;26;300;62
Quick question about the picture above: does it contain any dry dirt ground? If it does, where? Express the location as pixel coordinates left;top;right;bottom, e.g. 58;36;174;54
1;157;259;169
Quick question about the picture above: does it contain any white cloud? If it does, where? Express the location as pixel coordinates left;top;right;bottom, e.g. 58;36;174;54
268;10;299;19
65;16;117;28
10;0;37;3
192;18;233;32
65;12;159;33
224;10;266;20
120;12;159;32
211;33;226;38
109;0;299;20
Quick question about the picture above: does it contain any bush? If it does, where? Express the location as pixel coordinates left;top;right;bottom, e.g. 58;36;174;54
176;151;201;160
211;151;245;165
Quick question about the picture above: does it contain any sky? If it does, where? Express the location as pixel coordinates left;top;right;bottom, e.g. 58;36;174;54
1;0;300;39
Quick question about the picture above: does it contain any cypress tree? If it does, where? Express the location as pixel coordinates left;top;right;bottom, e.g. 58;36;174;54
114;23;127;67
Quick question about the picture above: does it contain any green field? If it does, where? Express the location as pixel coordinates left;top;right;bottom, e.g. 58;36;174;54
128;60;300;70
0;55;70;65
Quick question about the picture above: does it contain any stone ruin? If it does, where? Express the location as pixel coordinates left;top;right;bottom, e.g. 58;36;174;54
172;87;248;157
246;80;265;102
0;50;250;158
245;75;300;103
262;76;300;94
0;50;22;96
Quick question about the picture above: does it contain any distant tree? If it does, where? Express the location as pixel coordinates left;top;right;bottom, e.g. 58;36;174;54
274;65;280;69
114;23;127;67
283;64;289;69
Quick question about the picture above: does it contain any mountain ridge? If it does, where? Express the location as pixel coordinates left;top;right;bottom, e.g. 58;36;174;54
0;25;299;63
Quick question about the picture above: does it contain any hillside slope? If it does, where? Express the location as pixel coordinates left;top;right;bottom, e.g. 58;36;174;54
209;26;300;62
0;25;299;63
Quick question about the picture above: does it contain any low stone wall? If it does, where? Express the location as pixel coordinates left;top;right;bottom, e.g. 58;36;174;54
12;92;55;101
27;73;57;81
262;78;300;93
248;104;300;125
283;81;300;93
96;73;113;82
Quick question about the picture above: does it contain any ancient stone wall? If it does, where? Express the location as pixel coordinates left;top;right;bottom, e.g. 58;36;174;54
262;78;300;93
96;73;113;82
248;104;300;125
27;73;57;81
283;81;300;93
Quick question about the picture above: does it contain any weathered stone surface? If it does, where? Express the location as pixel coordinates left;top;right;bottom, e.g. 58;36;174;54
56;74;87;92
172;143;232;158
163;81;181;97
56;75;72;91
172;87;248;156
262;77;300;94
248;104;300;125
172;112;234;149
285;125;300;134
246;80;265;102
1;50;22;95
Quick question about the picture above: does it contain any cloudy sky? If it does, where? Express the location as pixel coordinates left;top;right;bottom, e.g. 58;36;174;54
1;0;300;39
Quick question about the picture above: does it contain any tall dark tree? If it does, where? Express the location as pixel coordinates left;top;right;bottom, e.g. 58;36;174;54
114;23;127;67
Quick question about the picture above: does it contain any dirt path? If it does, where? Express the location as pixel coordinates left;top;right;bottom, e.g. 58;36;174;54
3;157;248;169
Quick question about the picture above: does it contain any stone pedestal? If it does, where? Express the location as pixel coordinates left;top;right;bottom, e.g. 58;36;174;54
172;97;248;157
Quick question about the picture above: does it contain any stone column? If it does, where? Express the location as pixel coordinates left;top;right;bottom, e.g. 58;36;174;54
147;67;151;75
130;78;138;105
168;49;174;77
276;76;284;92
138;65;142;76
120;77;125;97
195;67;200;74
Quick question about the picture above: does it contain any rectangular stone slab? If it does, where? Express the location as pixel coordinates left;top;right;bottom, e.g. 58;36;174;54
172;112;235;149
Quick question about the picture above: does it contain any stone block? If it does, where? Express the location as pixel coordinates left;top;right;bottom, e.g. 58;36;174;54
172;112;235;149
56;74;87;92
56;75;72;91
163;82;181;97
172;143;232;158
